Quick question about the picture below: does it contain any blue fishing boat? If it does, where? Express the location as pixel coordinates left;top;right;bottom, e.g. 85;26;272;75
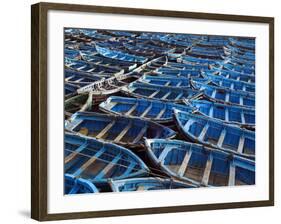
154;67;202;78
229;38;255;51
99;96;194;123
145;139;255;186
187;46;224;59
65;174;99;194
65;112;176;147
187;100;255;128
121;82;202;103
207;68;255;83
195;73;255;93
65;69;101;86
180;55;222;66
65;133;149;183
226;56;255;68
65;58;124;77
65;83;80;99
80;52;138;71
173;109;255;159
163;60;209;70
213;62;255;76
191;80;255;107
95;44;148;63
110;177;197;192
138;75;191;88
65;93;92;117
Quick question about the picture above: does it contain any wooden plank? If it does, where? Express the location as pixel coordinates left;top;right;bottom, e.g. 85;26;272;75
211;89;216;98
225;92;230;103
176;81;182;87
125;103;138;116
72;147;106;176
228;161;236;186
201;154;213;186
237;135;245;154
77;65;87;71
178;151;192;176
198;123;209;141
95;120;116;139
156;106;166;119
114;121;133;142
107;101;118;110
239;96;244;106
161;91;171;100
230;82;235;90
241;111;246;124
164;81;171;86
225;108;229;122
217;129;227;147
132;125;147;144
140;103;152;117
149;89;160;98
175;92;184;100
94;154;122;180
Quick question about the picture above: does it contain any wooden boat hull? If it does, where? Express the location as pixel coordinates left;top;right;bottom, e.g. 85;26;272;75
145;139;255;186
99;96;194;123
64;133;149;183
122;82;202;103
191;80;255;108
173;109;255;159
110;177;197;192
187;100;255;129
65;112;177;147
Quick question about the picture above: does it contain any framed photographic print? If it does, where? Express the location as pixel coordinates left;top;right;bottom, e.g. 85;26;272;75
31;2;274;221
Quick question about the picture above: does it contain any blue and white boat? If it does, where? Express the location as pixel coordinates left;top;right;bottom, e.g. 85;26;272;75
194;73;255;93
122;82;202;103
110;177;197;192
65;174;99;194
65;112;177;147
64;133;149;183
173;109;255;159
145;139;255;186
191;80;255;108
95;44;148;63
99;96;194;123
187;100;255;128
138;75;192;88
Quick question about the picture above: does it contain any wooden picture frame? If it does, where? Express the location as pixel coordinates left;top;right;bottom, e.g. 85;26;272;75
31;2;274;221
